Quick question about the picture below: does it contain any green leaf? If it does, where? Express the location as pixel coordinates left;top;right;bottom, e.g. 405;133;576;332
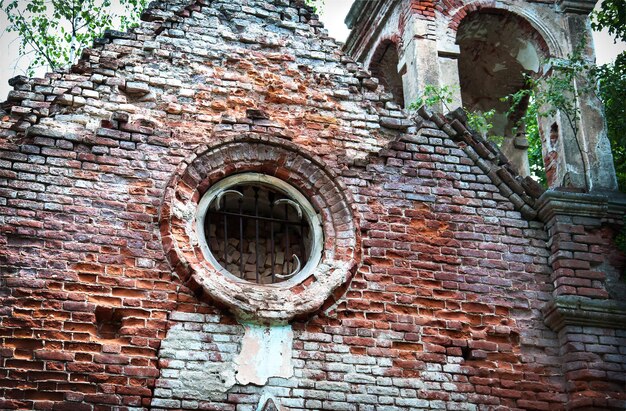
1;0;149;72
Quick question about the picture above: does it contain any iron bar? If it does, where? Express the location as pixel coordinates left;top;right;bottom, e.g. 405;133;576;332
254;187;260;283
269;192;275;284
284;202;289;275
238;195;244;278
207;186;310;284
208;211;298;224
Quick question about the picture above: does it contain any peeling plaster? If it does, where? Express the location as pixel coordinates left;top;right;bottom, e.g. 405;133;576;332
234;323;294;386
492;63;507;73
173;200;196;223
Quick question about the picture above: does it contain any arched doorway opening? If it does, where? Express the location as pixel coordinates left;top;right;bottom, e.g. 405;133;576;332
456;9;550;178
369;39;405;107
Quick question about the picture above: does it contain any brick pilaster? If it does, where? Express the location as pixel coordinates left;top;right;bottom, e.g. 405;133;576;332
539;191;626;410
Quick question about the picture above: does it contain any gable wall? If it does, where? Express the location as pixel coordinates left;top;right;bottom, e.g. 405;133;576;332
0;0;624;410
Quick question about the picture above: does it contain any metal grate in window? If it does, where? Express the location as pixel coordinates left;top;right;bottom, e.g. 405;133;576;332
204;184;312;284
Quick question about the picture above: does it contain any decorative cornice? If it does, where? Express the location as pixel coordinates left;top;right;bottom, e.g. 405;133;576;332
536;191;609;222
543;295;626;332
556;0;598;14
345;0;368;29
536;190;626;223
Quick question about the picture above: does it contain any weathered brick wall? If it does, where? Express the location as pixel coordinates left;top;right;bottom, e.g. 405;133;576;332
148;120;564;410
540;207;626;409
1;0;625;410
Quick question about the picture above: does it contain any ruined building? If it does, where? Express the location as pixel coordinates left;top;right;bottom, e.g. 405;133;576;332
1;0;625;410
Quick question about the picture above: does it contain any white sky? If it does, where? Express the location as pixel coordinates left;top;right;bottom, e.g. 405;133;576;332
1;0;624;101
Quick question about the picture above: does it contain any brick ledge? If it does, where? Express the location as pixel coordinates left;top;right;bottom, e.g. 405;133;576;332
536;190;626;223
543;295;626;332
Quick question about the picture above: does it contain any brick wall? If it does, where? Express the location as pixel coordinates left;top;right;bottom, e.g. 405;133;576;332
148;119;565;409
1;0;625;410
540;197;626;409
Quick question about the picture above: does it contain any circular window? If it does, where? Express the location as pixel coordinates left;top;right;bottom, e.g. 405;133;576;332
196;173;323;286
160;136;360;323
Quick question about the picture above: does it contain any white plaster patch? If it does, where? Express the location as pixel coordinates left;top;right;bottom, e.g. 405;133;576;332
235;323;294;386
174;200;196;222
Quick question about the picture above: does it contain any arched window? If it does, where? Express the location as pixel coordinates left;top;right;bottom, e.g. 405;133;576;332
369;40;405;107
457;10;549;178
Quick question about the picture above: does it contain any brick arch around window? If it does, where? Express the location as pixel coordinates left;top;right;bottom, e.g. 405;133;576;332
159;134;361;324
447;1;559;57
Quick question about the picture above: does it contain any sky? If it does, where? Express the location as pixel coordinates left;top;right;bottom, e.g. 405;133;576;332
0;0;624;102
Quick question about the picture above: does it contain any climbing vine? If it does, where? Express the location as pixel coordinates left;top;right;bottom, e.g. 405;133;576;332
409;85;504;145
408;84;456;112
504;37;596;189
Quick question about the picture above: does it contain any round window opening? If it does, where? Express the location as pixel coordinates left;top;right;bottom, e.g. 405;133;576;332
196;173;323;286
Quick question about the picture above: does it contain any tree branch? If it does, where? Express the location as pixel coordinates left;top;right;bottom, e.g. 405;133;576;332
14;7;57;69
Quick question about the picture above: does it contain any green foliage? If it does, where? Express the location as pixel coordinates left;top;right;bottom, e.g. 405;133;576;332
304;0;325;14
506;24;625;190
591;0;626;190
592;0;626;258
522;95;547;187
466;109;495;138
505;38;593;188
410;34;620;191
0;0;147;75
532;39;591;138
408;84;456;112
410;85;504;146
502;87;547;186
591;0;626;42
